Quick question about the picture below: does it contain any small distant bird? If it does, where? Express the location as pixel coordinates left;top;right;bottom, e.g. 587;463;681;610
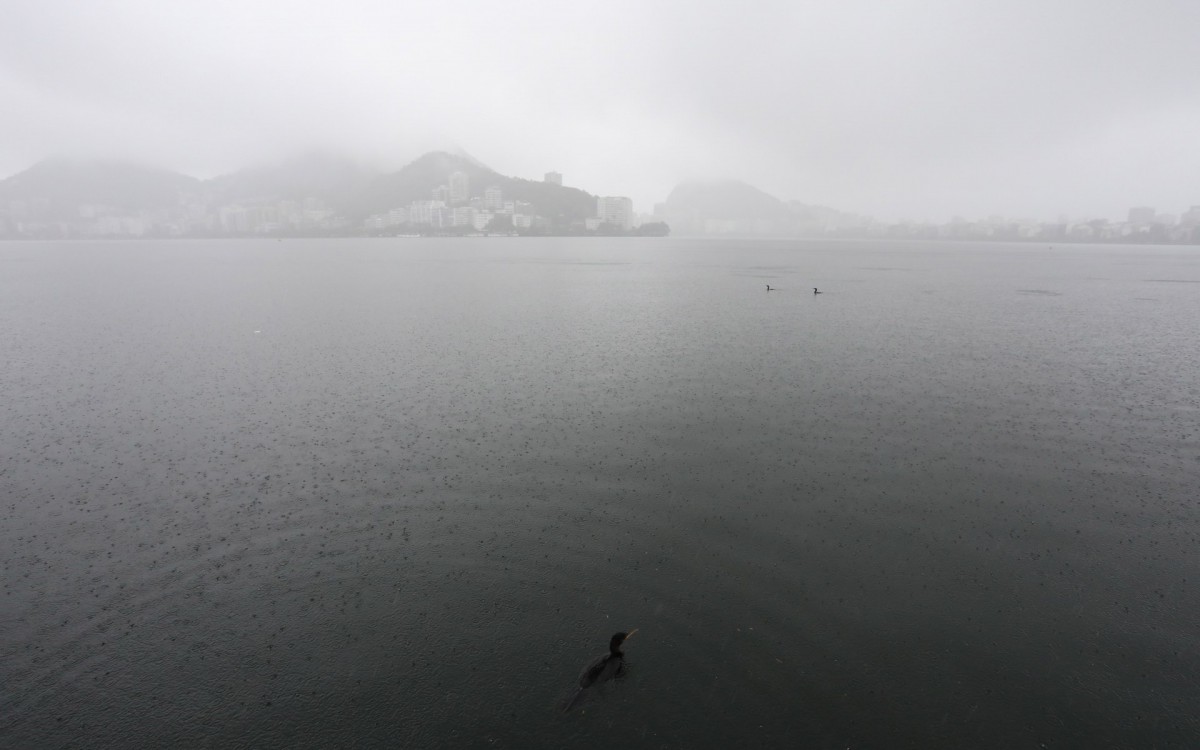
813;287;822;294
563;630;637;712
766;284;773;291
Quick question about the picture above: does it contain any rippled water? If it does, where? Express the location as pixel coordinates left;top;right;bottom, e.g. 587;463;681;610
2;238;1197;748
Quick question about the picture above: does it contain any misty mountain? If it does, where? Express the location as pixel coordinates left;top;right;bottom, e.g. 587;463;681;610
0;150;606;233
665;179;789;221
662;179;863;235
0;153;862;239
354;151;596;224
206;152;378;208
0;158;200;221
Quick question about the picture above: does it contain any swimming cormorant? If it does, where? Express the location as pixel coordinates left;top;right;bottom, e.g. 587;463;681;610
562;630;637;712
813;287;822;294
766;284;773;291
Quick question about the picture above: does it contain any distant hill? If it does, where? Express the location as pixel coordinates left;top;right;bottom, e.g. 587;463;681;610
666;179;788;219
0;158;199;220
662;179;791;235
206;152;377;209
353;151;597;225
0;151;610;236
662;178;864;236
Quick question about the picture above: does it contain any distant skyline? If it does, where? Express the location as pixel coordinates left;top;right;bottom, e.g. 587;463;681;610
2;0;1198;223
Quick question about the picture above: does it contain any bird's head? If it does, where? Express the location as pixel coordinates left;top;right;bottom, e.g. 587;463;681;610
609;629;637;655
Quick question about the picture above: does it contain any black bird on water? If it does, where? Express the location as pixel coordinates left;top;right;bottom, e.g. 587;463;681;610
562;630;637;712
813;287;823;294
766;284;773;291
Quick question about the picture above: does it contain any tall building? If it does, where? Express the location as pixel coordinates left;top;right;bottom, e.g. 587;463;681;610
484;186;503;210
409;200;444;225
449;172;470;203
1128;206;1155;225
432;205;452;228
544;171;562;186
596;196;634;230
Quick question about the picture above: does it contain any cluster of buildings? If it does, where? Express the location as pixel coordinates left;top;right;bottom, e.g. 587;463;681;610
1125;205;1200;232
0;196;350;238
212;198;348;234
874;205;1200;243
362;171;638;234
363;171;539;233
6;159;1194;243
588;196;635;231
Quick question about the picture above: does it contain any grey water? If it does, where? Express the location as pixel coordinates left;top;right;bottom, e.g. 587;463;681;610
1;237;1197;749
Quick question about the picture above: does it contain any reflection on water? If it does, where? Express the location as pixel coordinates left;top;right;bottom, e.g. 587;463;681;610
1;238;1198;748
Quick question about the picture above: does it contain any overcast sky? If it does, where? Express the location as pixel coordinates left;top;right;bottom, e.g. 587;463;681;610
2;0;1197;222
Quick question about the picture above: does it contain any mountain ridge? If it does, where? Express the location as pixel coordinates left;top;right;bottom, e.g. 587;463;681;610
0;158;201;220
0;152;863;237
205;152;378;208
0;151;606;232
662;177;864;235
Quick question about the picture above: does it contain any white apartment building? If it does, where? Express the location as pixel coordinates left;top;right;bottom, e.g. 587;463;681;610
596;196;634;230
473;210;493;231
409;200;445;225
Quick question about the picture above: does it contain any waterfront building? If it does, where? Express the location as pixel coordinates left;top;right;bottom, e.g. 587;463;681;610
409;200;444;225
596;196;634;230
432;205;452;228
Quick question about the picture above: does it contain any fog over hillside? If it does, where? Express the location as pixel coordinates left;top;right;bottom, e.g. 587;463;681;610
0;151;671;238
2;1;1199;223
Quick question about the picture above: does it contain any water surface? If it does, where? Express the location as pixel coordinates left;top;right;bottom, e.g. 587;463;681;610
2;238;1197;748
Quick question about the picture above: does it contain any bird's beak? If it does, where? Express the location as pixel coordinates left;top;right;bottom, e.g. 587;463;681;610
624;629;638;641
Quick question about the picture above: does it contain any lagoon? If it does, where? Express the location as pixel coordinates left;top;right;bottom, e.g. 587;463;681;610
1;237;1197;748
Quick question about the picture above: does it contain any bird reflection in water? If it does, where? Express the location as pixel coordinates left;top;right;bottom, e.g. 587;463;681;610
562;629;637;712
